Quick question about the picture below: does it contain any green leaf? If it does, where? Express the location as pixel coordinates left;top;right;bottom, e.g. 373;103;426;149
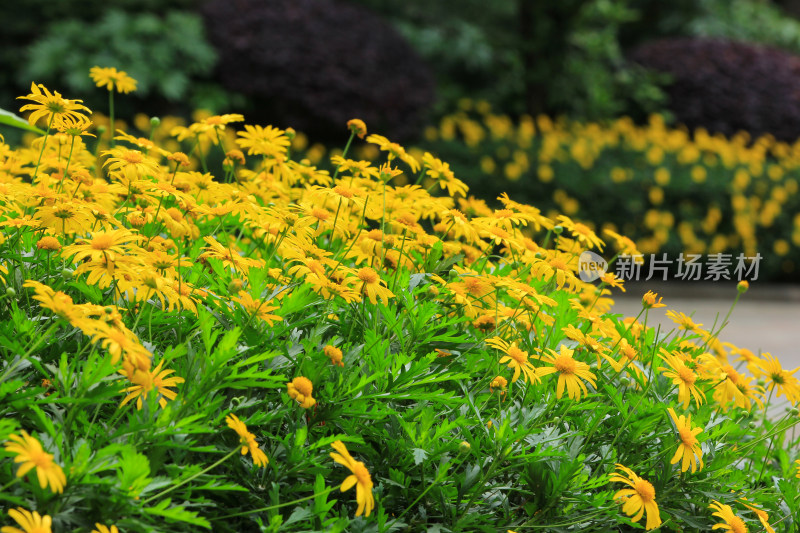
0;107;45;134
143;499;211;529
412;448;428;465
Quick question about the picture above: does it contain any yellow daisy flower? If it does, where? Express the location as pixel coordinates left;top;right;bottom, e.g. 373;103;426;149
119;360;184;410
225;414;269;467
330;441;375;517
354;267;394;305
538;345;597;400
1;508;52;533
667;407;704;473
235;124;290;158
709;500;748;533
90;66;138;93
486;336;539;384
17;82;90;127
658;350;705;409
287;377;316;409
610;464;662;530
3;431;67;493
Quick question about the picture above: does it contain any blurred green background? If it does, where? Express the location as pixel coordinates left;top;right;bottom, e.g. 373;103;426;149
8;0;800;131
3;0;800;280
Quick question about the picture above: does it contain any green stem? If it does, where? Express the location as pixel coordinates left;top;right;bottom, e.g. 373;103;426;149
331;131;356;182
32;116;54;181
195;134;209;173
57;135;76;195
142;447;240;504
211;486;335;521
108;90;115;148
0;323;61;383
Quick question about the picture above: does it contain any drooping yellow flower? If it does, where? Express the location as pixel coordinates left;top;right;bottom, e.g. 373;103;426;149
17;82;90;127
324;345;344;367
603;228;640;256
354;267;394;305
225;414;269;467
90;66;138;93
422;152;468;197
287;377;316;408
365;133;420;173
33;199;94;234
1;508;52;533
610;464;662;530
347;118;367;139
3;431;67;493
556;215;604;251
538;345;597;400
23;280;81;324
330;440;375;517
739;499;774;533
199;236;265;275
55;114;95;137
666;310;703;333
709;500;748;533
667;408;704;473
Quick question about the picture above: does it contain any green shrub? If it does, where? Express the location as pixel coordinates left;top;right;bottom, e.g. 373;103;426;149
21;10;222;111
0;77;797;532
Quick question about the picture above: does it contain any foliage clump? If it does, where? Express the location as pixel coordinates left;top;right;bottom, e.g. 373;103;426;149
0;74;798;532
631;37;800;142
201;0;436;142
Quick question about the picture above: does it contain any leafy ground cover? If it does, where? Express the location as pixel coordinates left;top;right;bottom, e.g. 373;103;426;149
0;71;799;532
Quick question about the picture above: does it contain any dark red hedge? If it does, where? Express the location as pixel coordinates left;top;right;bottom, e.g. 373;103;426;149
631;37;800;142
201;0;435;142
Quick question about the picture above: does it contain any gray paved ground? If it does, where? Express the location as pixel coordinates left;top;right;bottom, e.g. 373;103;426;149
610;282;800;366
611;282;800;415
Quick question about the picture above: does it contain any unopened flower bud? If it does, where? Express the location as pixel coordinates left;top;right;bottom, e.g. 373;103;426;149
553;225;563;235
5;287;15;298
150;116;161;128
737;280;749;294
459;441;471;453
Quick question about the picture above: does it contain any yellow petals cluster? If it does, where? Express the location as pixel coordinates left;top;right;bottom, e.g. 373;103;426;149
330;441;375;517
90;66;138;94
610;464;662;530
225;414;269;467
4;431;66;493
287;376;316;409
